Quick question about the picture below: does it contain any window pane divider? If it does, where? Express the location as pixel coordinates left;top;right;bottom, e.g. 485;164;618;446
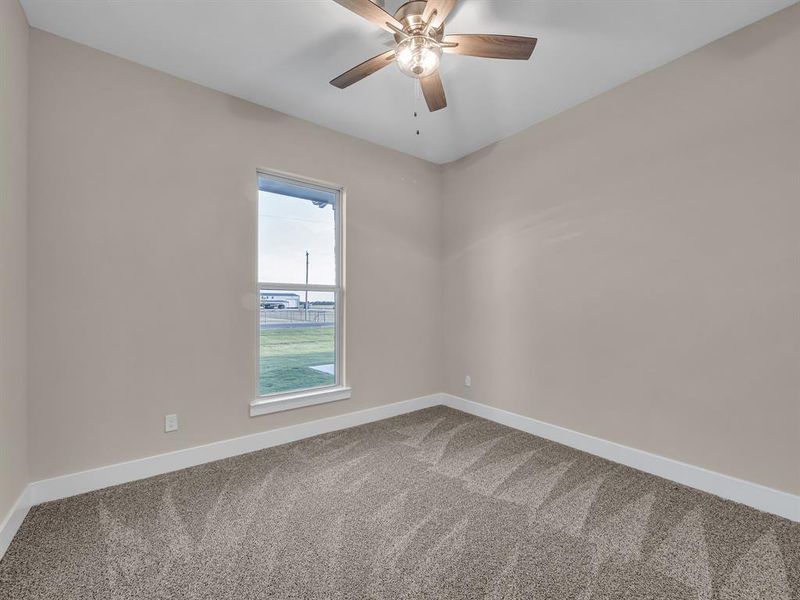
259;282;339;292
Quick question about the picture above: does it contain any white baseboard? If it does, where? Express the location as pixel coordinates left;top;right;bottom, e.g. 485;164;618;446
439;394;799;523
27;393;443;508
0;486;31;561
0;393;441;561
3;391;795;562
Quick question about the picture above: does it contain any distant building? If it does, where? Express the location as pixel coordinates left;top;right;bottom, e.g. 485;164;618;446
260;292;300;309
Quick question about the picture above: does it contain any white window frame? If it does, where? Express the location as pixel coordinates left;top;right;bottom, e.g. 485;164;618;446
250;169;349;417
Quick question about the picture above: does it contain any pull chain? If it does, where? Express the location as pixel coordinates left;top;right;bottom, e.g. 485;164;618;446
414;79;421;136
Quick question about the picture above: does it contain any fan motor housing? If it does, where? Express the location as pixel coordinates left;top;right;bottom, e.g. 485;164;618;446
393;0;444;42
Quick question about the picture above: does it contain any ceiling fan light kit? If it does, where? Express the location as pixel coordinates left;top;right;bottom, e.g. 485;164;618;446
396;36;442;78
330;0;538;112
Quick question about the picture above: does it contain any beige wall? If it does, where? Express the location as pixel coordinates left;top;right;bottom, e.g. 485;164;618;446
0;0;29;518
442;5;799;495
27;30;443;480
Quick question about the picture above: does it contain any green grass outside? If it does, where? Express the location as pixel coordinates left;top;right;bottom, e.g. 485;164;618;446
259;326;335;396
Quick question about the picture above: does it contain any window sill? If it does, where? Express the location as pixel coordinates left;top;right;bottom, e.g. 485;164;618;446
250;386;352;417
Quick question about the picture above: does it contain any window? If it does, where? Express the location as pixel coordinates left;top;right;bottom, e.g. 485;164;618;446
251;172;348;416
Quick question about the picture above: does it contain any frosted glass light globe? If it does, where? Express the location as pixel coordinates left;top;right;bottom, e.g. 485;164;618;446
396;36;442;79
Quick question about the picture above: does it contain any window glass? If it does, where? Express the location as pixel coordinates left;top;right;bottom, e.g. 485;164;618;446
257;174;341;397
259;290;336;396
258;191;336;285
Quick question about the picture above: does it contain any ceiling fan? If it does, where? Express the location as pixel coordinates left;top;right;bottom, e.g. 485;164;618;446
329;0;537;112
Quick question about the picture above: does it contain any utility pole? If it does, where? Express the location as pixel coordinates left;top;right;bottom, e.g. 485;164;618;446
305;251;309;321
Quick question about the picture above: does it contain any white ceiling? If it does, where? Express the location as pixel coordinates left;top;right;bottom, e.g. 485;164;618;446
21;0;794;164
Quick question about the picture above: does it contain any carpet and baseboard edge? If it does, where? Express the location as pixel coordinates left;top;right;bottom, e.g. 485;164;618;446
439;394;799;524
1;391;797;561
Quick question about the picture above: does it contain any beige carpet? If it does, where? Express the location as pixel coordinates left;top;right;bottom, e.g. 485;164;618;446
1;406;797;599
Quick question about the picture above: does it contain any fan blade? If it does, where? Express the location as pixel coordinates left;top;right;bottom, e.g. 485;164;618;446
330;50;396;88
420;72;447;112
442;34;537;60
422;0;458;30
332;0;404;33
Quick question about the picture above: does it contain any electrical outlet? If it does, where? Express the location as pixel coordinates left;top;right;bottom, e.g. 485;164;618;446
464;375;471;387
165;414;178;433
